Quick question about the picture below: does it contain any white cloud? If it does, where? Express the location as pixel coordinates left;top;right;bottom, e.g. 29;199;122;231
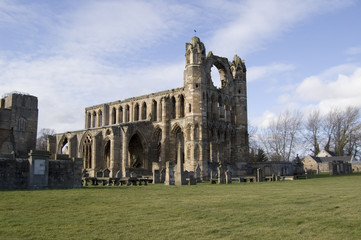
247;63;294;82
0;53;185;133
208;0;353;58
295;65;361;109
345;46;361;55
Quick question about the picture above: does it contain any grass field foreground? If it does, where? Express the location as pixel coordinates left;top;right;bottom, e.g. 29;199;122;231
1;174;361;239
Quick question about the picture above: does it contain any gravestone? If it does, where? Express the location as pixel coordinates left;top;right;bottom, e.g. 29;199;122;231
196;164;202;182
175;144;186;185
217;162;225;184
225;170;232;184
152;162;161;184
188;171;196;185
115;170;122;179
96;170;103;178
160;168;166;183
103;168;110;178
164;161;175;185
153;170;160;184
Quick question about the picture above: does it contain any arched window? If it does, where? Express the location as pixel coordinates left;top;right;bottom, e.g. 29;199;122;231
82;135;92;169
125;105;129;122
171;96;176;119
92;112;97;128
111;107;116;124
152;100;157;121
134;103;139;121
179;95;185;118
98;110;102;127
119;106;123;123
104;140;111;169
141;102;147;120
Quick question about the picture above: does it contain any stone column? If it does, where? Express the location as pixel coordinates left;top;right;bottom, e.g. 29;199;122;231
157;99;162;122
175;96;180;119
160;97;168;165
122;127;129;177
164;161;175;185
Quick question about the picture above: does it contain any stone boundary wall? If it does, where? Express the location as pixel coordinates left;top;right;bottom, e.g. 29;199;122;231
0;153;83;190
0;158;29;189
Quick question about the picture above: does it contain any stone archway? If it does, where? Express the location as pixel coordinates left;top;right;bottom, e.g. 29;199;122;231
104;139;111;169
128;134;145;168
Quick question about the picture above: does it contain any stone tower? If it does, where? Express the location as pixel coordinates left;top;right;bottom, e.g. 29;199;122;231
0;93;38;158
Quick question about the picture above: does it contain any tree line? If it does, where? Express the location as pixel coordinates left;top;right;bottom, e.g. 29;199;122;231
249;106;361;162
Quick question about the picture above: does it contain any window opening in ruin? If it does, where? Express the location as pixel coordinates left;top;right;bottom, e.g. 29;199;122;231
125;105;129;122
152;100;157;121
173;126;184;164
179;95;185;118
141;102;147;120
111;107;116;124
129;134;144;168
119;106;123;123
98;110;102;127
17;118;26;132
134;103;139;121
87;113;91;128
82;135;92;168
61;138;69;154
171;96;176;119
188;104;191;113
155;128;162;162
194;124;199;140
211;65;222;89
104;140;111;169
92;112;97;128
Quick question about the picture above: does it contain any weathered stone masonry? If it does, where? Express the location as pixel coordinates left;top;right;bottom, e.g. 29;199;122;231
49;37;249;180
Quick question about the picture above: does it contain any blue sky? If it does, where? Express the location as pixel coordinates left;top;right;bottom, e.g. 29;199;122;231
1;0;361;133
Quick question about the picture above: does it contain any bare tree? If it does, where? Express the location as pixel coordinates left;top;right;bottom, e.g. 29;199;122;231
36;128;56;150
261;111;302;161
303;109;322;155
332;106;361;156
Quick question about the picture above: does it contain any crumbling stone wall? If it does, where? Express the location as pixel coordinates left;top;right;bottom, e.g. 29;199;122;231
0;153;82;190
0;158;29;190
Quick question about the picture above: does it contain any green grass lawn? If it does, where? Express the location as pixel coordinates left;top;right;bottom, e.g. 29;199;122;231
1;174;361;240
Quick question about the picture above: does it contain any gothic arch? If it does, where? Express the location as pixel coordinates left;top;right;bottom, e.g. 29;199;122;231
205;54;234;89
80;132;93;169
57;135;69;154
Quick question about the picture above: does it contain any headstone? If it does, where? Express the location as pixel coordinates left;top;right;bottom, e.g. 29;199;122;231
164;161;175;185
153;170;160;184
175;144;186;185
103;168;110;178
160;168;166;183
82;169;89;177
152;162;161;184
196;165;202;183
217;162;225;184
115;170;122;179
225;170;232;184
188;171;196;185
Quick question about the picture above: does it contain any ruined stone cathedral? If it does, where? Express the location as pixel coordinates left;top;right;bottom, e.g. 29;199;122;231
49;37;249;180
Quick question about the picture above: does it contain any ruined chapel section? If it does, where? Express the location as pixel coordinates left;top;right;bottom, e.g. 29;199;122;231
50;37;249;180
